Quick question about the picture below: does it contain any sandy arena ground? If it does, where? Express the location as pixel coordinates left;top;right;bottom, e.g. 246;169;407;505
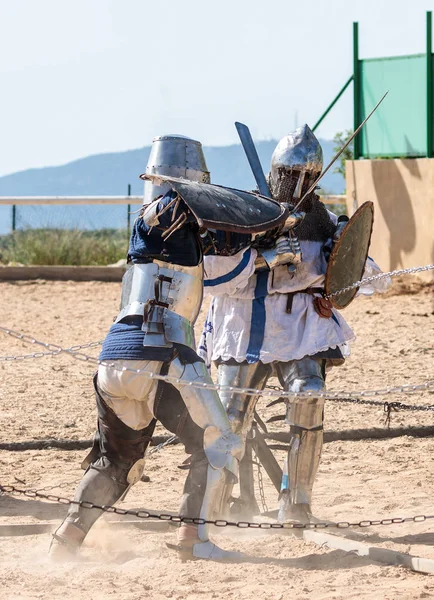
0;277;434;600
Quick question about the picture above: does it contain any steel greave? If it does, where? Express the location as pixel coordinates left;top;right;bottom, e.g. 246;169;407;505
276;357;325;511
64;464;127;535
191;465;245;560
215;362;270;518
284;426;323;506
196;465;227;543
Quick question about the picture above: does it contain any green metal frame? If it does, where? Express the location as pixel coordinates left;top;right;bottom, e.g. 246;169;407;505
427;11;433;158
312;75;353;133
353;22;361;160
313;12;434;160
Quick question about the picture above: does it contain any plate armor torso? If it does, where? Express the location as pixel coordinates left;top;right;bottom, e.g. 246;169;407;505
116;261;204;350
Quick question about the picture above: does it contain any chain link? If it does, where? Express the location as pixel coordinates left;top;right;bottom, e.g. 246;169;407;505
327;263;434;299
0;334;102;362
148;434;178;455
1;325;434;402
1;484;432;531
1;262;433;399
1;267;432;533
264;387;434;425
253;449;268;514
25;478;82;493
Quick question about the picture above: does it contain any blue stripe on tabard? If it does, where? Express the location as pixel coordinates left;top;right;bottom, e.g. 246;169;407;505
331;312;340;326
245;270;269;364
204;248;251;287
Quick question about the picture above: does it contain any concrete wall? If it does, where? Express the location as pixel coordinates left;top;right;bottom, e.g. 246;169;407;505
346;159;434;281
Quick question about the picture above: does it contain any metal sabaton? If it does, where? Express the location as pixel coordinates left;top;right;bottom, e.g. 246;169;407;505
0;196;143;205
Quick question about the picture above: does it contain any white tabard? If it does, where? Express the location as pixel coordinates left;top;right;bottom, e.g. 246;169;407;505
199;231;388;367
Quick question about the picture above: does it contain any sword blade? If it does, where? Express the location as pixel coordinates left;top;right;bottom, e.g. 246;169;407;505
292;90;389;212
235;122;271;197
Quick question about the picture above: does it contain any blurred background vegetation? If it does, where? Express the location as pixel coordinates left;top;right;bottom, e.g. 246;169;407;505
0;228;129;266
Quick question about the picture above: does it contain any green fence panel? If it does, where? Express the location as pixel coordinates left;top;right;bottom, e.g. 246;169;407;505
431;56;434;156
360;54;427;157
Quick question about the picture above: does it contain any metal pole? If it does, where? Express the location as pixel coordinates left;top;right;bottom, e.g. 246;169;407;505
427;11;433;158
238;438;260;518
312;75;354;132
353;22;361;159
12;205;16;232
251;425;283;493
127;183;131;236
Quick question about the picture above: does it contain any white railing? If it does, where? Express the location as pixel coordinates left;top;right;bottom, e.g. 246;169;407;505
0;194;346;206
0;196;143;205
0;195;347;233
320;195;346;205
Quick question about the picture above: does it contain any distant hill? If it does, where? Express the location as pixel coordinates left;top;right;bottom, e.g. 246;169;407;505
0;139;344;196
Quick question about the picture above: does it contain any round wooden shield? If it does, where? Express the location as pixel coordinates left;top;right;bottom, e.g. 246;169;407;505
324;202;374;309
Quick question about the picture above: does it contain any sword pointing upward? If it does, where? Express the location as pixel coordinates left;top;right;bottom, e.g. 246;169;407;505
291;90;389;213
235;122;272;197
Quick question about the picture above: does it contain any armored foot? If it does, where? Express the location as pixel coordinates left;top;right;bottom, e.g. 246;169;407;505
278;493;314;525
171;524;245;562
49;522;86;562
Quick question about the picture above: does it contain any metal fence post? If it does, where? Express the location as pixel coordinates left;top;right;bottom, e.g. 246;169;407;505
12;205;16;232
427;11;433;158
127;184;131;237
353;21;361;160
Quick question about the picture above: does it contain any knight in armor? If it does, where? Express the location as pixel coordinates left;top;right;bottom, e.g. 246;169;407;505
49;135;244;562
199;124;388;525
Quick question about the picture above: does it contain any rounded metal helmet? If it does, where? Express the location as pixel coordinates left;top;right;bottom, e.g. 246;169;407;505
143;134;210;205
269;124;323;203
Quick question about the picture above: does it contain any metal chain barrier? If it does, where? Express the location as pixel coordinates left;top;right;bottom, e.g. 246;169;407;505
148;434;178;455
253;449;268;514
326;263;434;299
1;324;434;402
264;389;434;428
1;266;433;537
26;478;82;493
1;484;432;531
0;262;433;400
0;338;103;362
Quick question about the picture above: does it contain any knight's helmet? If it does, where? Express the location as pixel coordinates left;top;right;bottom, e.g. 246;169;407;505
269;124;323;203
143;134;210;205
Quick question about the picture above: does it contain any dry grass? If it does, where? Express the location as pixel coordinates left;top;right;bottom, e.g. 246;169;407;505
0;228;129;265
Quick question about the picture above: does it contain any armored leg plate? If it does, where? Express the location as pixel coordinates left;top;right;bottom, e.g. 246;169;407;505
216;361;271;519
275;357;325;520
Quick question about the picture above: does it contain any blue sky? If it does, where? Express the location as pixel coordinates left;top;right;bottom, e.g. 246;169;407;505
0;0;432;176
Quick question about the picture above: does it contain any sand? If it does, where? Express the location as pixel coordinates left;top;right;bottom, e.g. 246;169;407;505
1;277;434;600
